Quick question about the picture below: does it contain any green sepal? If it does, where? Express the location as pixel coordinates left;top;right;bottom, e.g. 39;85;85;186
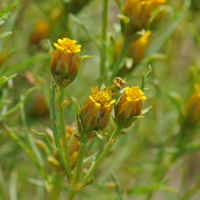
117;14;130;24
0;74;17;87
71;95;81;117
79;55;92;64
111;172;123;200
62;99;71;107
150;5;173;25
89;130;104;139
141;106;153;115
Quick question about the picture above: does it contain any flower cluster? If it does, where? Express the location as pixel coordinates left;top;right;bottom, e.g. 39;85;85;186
78;83;147;138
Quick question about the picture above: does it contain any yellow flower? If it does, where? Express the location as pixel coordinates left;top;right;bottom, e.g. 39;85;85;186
122;0;166;35
51;38;81;87
115;86;146;128
79;87;116;138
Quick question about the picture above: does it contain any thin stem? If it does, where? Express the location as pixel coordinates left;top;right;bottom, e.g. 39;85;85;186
67;142;86;200
50;76;72;179
81;127;121;185
74;142;86;184
110;39;131;81
58;86;72;180
101;0;108;81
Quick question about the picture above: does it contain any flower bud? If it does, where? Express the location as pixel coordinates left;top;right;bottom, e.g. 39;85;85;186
122;0;166;36
78;86;116;138
51;38;81;87
114;86;146;129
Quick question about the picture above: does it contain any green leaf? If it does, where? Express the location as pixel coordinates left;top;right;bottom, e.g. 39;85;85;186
111;172;123;200
141;106;153;115
0;74;17;87
71;95;81;116
0;31;12;39
0;0;20;17
9;171;18;200
79;55;92;64
31;129;59;151
141;65;152;91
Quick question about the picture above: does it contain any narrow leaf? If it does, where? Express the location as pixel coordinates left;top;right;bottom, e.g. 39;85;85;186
111;172;123;200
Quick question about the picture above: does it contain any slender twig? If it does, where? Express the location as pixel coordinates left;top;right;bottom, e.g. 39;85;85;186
49;76;72;180
58;86;72;180
101;0;108;81
67;142;86;200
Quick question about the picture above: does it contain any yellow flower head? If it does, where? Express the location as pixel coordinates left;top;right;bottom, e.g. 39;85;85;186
115;86;146;129
90;87;116;109
122;0;166;35
51;38;81;87
125;86;147;101
54;38;81;54
79;87;116;137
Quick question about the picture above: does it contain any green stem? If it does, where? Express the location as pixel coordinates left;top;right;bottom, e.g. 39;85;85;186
74;142;86;184
110;39;131;80
50;76;72;180
81;127;121;185
67;142;86;200
58;86;72;180
101;0;108;81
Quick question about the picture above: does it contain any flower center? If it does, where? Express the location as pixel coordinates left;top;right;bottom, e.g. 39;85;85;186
92;90;111;106
54;38;81;53
125;86;147;101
